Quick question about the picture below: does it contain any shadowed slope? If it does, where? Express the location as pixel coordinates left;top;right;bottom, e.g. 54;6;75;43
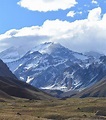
0;59;16;79
74;77;106;98
0;76;54;100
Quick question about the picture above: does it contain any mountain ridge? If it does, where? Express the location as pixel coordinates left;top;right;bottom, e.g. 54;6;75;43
7;42;91;91
0;42;106;97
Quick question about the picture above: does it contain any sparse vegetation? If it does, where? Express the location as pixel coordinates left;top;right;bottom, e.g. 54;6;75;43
0;98;106;120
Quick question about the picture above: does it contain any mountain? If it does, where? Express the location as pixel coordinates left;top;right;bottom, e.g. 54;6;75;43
0;59;53;100
84;51;104;59
0;59;16;79
0;46;26;63
7;42;95;92
73;77;106;98
43;59;106;98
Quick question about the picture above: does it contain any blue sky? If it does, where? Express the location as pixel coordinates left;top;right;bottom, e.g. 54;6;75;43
0;0;105;34
0;0;106;54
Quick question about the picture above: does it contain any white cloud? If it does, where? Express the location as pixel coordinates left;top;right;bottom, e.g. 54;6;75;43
67;11;76;17
92;0;98;4
88;7;101;21
17;0;77;12
0;7;106;54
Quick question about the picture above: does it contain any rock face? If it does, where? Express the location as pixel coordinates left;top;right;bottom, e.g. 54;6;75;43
1;42;106;96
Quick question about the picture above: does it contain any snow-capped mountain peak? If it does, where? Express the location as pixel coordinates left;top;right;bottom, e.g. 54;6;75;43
2;42;106;93
30;42;64;54
29;42;89;61
6;42;96;92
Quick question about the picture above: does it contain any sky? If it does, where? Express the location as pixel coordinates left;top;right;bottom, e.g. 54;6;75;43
0;0;106;54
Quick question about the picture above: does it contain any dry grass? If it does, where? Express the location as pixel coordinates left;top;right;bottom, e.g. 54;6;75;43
0;98;106;120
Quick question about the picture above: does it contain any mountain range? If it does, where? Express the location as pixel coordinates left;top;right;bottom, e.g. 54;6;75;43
0;42;106;97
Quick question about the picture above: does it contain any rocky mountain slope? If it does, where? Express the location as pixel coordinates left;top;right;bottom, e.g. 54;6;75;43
73;77;106;98
0;59;53;100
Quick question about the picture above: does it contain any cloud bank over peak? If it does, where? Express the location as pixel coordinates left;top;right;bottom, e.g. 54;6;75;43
17;0;77;12
0;7;106;54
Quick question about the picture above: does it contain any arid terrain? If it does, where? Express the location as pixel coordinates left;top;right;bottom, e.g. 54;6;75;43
0;97;106;120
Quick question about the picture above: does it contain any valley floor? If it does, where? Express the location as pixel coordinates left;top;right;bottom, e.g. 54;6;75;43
0;98;106;120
